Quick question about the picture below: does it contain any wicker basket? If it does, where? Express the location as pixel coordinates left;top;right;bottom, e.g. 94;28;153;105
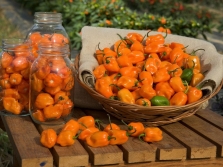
74;55;223;127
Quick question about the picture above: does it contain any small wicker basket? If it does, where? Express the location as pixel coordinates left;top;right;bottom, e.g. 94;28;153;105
74;55;223;127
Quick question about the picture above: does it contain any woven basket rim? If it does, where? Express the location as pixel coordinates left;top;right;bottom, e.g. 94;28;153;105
74;54;223;126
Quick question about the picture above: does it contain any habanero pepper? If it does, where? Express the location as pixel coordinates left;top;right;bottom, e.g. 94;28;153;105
40;128;57;148
86;131;110;148
127;51;145;64
93;64;108;79
122;120;145;137
43;104;63;120
56;130;77;147
150;95;170;106
139;71;153;86
186;49;204;73
135;98;151;107
169;47;185;64
61;119;80;135
78;127;100;141
169;76;186;92
126;32;144;44
180;67;194;84
159;46;172;61
117;88;135;104
167;63;183;77
152;68;171;83
119;66;141;78
116;54;132;68
139;84;156;100
187;86;203;104
144;42;165;54
131;88;142;101
155;81;175;100
113;39;128;53
190;72;205;87
95;76;114;98
103;55;120;73
170;91;188;106
108;129;129;145
103;114;121;133
116;76;140;91
145;33;165;46
144;56;161;75
77;115;96;131
3;97;23;115
130;40;144;53
139;127;163;142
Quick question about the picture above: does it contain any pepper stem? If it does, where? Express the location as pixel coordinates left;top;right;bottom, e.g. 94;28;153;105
138;133;146;142
189;48;205;55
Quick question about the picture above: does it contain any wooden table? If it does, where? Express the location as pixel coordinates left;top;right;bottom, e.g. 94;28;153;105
1;107;223;167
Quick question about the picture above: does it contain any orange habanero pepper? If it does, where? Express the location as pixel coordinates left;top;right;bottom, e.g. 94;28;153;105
119;66;141;78
130;40;144;53
93;64;108;79
117;76;140;91
86;131;110;148
77;115;96;131
169;76;186;93
117;88;135;104
167;63;183;77
61;119;80;135
35;93;54;109
139;71;153;87
108;129;129;145
43;103;63;120
56;130;77;146
1;52;13;68
187;86;203;104
122;120;145;137
32;109;46;122
139;127;163;142
127;51;145;64
155;81;175;100
186;49;203;74
44;73;62;88
170;91;188;106
95;76;113;98
126;32;144;44
9;73;23;85
40;129;57;148
169;47;184;64
190;72;205;87
78;127;100;141
139;84;156;100
135;98;151;106
144;56;161;75
31;73;44;92
103;55;120;73
152;68;170;83
103;123;120;133
3;97;23;114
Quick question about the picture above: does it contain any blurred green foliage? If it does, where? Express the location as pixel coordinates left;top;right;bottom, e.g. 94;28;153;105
14;0;218;51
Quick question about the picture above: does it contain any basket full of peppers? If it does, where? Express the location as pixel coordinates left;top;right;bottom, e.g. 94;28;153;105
75;27;223;127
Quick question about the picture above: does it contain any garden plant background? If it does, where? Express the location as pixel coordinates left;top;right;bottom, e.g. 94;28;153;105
14;0;223;51
0;0;223;166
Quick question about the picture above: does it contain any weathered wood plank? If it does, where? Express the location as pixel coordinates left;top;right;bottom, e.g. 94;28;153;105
91;158;223;167
74;108;124;166
161;121;216;159
196;109;223;130
153;131;187;160
181;114;223;157
1;115;53;167
37;121;89;167
84;109;157;163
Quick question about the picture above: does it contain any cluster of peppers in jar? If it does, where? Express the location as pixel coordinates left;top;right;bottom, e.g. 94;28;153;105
0;42;33;115
30;51;75;122
40;115;163;148
93;31;205;106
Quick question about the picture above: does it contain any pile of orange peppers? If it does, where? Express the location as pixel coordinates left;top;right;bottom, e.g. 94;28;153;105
93;31;205;106
40;115;163;148
0;43;32;114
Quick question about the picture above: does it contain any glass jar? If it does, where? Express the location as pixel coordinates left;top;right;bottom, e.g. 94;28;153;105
29;42;75;125
25;12;70;59
0;38;33;116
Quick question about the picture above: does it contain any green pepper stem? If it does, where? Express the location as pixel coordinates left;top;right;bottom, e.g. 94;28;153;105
189;48;205;55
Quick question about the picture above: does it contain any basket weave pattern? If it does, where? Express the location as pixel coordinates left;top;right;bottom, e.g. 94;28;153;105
75;56;223;126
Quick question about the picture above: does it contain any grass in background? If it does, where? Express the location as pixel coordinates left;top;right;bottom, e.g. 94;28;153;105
0;9;23;167
0;9;23;52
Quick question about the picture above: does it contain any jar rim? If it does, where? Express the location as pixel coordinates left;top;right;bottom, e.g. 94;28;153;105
34;12;62;24
1;38;31;51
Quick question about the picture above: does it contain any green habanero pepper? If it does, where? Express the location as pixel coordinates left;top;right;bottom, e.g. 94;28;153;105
180;68;193;84
150;96;170;106
181;60;195;84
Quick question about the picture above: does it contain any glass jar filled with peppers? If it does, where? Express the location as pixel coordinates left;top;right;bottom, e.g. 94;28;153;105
0;38;33;116
29;42;75;125
25;12;70;59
